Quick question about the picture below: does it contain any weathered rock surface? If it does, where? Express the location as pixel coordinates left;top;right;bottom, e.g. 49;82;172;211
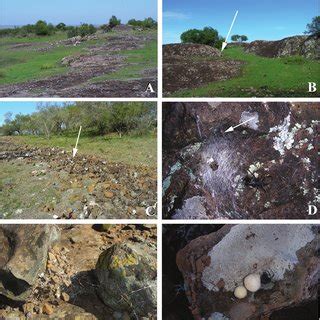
163;44;243;95
245;35;320;59
95;241;157;317
164;44;221;58
0;225;59;301
162;102;319;219
176;225;319;320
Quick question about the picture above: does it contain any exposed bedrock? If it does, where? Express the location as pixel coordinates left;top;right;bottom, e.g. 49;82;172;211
162;102;319;219
244;35;320;59
0;225;60;301
176;224;319;320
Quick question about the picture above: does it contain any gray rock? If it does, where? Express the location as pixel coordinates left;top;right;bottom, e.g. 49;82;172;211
95;242;157;317
0;225;59;301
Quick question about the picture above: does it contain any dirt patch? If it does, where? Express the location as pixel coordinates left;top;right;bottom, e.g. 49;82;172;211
163;44;243;95
0;139;157;219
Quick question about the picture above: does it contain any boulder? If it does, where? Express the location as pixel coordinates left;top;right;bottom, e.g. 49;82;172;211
176;225;319;320
95;242;157;317
245;35;320;59
0;225;59;301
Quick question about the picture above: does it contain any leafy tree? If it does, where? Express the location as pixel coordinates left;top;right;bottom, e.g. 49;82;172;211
231;34;248;42
181;27;220;47
240;35;248;42
231;34;240;42
305;16;320;35
34;20;51;36
56;22;67;30
109;15;121;28
128;17;157;29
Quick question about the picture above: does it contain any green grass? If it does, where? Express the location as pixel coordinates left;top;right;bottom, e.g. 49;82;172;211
10;133;157;168
170;46;320;97
0;33;99;85
91;40;157;82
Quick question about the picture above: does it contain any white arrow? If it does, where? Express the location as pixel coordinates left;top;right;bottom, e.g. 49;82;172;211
225;117;255;133
72;126;82;157
221;10;239;52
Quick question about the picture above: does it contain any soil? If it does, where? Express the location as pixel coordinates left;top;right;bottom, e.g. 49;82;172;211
162;102;319;219
163;44;243;95
0;31;157;97
0;224;157;319
0;138;157;219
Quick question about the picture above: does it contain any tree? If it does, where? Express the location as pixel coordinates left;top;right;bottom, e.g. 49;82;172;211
181;27;220;47
34;20;52;36
305;16;320;35
231;34;248;42
56;22;66;30
109;16;121;28
240;35;248;42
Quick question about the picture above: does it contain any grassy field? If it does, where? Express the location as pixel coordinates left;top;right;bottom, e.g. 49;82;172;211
9;133;157;167
0;30;157;85
0;33;93;84
171;46;320;97
91;38;157;82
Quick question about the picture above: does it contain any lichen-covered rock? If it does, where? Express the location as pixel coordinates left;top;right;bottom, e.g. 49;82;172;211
162;102;319;219
245;35;320;59
0;225;59;301
176;225;319;320
95;242;157;317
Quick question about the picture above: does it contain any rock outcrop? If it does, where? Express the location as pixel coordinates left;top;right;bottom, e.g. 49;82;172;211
162;102;319;219
0;225;59;301
164;43;221;58
163;44;243;94
245;34;320;59
176;225;319;320
95;241;157;317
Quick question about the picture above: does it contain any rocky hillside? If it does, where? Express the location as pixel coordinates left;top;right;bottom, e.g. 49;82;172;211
245;34;320;59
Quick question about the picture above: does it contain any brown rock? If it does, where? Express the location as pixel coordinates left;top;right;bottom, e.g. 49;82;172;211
42;302;54;315
104;191;114;198
61;292;70;302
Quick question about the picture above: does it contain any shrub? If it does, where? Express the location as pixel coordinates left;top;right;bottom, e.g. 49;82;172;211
128;17;157;29
56;22;66;30
35;20;51;36
109;15;121;28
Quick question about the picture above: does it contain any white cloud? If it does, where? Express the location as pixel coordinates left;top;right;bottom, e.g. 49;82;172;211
163;11;189;19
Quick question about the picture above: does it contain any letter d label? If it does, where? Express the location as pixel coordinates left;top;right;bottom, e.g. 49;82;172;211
308;205;318;215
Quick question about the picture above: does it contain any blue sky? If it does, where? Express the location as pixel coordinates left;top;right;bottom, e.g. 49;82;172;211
0;102;66;125
163;0;318;43
1;0;157;26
